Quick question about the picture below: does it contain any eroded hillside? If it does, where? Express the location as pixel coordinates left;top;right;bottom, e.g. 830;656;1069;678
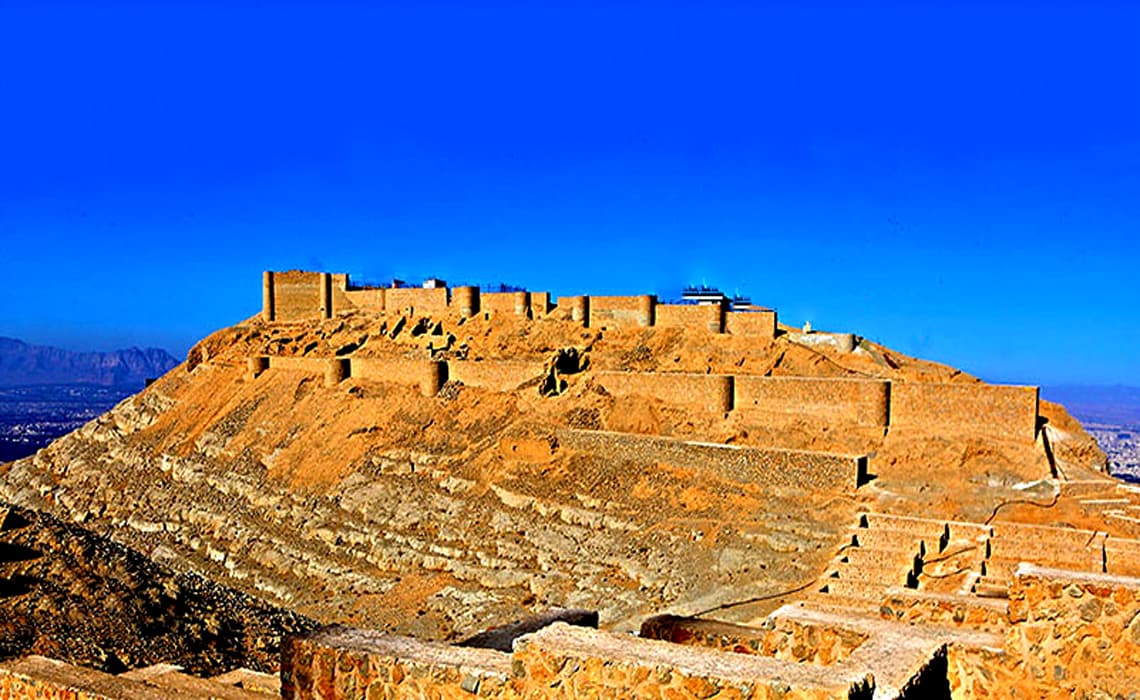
0;279;1107;674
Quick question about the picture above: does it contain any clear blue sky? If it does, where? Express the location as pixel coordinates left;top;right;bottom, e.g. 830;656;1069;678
1;1;1137;385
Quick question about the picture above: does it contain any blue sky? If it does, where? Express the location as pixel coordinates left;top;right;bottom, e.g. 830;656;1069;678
0;1;1137;385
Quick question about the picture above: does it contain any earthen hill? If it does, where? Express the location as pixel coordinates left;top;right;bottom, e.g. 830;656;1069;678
2;269;1140;697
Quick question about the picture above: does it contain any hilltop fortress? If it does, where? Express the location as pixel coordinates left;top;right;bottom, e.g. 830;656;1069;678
1;269;1138;698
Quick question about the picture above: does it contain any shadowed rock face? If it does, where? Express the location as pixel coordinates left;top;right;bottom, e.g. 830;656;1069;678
0;503;316;675
0;303;1106;672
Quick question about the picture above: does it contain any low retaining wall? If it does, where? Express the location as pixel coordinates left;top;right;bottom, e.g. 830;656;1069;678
734;377;889;427
595;371;733;413
558;429;868;492
889;382;1039;443
448;360;545;393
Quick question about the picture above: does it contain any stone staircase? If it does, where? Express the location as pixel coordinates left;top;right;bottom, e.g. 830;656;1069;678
0;656;279;699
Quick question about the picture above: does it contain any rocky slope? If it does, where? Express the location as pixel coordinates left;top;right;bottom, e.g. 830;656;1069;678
0;337;179;388
0;305;1106;670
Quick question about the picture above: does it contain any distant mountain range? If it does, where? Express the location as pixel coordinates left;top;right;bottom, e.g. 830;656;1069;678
0;337;180;388
1042;385;1140;427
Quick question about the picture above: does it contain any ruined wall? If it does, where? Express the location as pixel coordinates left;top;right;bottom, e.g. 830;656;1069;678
654;303;724;334
725;310;777;339
588;295;655;329
999;564;1140;698
267;356;328;374
383;287;449;315
449;360;545;393
595;371;734;413
558;429;867;492
481;292;530;318
734;377;890;427
889;382;1039;443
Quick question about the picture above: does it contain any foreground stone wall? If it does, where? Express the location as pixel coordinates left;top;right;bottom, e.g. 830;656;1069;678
281;624;872;700
1002;564;1140;697
558;429;868;492
889;382;1039;443
734;377;889;428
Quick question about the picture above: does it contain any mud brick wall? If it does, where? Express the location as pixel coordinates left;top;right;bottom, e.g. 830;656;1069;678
594;371;734;413
588;295;655;329
530;292;551;316
734;377;890;427
640;615;868;667
0;656;170;700
481;292;530;318
725;310;777;339
449;360;545;393
383;287;449;315
558;429;867;492
270;270;324;322
889;382;1039;443
351;357;445;396
281;627;517;700
267;356;329;374
342;288;385;314
1003;564;1140;697
655;303;725;333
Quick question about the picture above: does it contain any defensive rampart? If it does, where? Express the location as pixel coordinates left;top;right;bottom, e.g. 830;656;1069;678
889;382;1039;443
595;371;734;413
734;377;890;427
558;429;869;492
260;271;778;339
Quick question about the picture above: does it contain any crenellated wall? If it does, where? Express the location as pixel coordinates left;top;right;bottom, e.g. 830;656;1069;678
889;382;1039;443
595;371;733;413
734;377;890;427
